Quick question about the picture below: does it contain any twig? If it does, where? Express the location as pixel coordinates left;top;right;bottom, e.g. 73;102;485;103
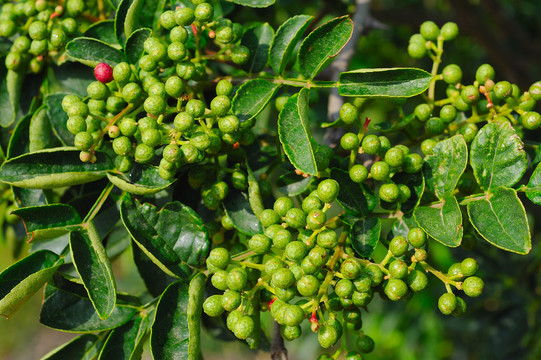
270;321;288;360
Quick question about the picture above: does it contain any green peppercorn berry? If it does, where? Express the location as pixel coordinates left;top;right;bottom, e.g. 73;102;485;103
407;269;428;292
438;292;457;315
296;275;319;297
438;105;457;123
62;18;77;35
174;112;194;133
414;103;431;122
457;123;478;143
231;45;250;65
308;246;328;267
462;276;484;297
248;234;271;255
361;134;380;155
420;139;436;156
384;147;404;167
285;240;308;263
0;20;16;38
175;7;195;26
167;41;186;62
49;28;67;49
345;352;362;360
134;143;154;163
460;258;479;277
186;99;205;117
461;85;480;104
215;25;234;44
334;279;354;299
475;63;495;84
340;132;359;151
301;196;322;213
379;183;399;203
115;156;134;172
300;257;317;275
122;82;142;103
226;310;242;331
28;21;47;40
231;170;248;190
167;27;186;45
143;95;166;116
118;117;137;136
317;179;340;204
65;101;88;118
318;324;340;349
87;81;110;100
407;228;426;248
112;136;132;156
273;229;292;249
426;117;445;135
67;116;86;135
216;80;233;97
74;132;94;151
521;111;541;130
385;278;408;301
420;20;439;40
407;41;426;58
273;196;293;217
139;55;158;72
65;0;85;16
452;296;467;317
211;95;231;116
349;164;368;183
493;80;512;99
159;10;177;29
529;81;541;101
12;36;31;53
222;290;241;312
193;2;214;22
340;259;361;280
227;267;248;291
112;61;131;85
258;209;279;228
104;95;124;113
281;325;302;341
440;22;459;41
306;209;326;230
340;103;359;124
317;229;338;249
284;208;307;229
234;315;255;340
400;153;422;174
207;247;230;270
370;161;390;182
272;268;296;289
389;236;408;257
203;295;223;317
454;95;471;111
442;64;462;85
265;258;284;276
88;99;106;115
388;259;408;279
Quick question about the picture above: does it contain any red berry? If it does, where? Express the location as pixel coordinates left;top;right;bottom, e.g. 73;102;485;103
94;63;114;83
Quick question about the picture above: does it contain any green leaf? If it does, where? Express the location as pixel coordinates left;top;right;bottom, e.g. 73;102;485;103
278;88;318;176
226;0;275;8
115;0;145;47
372;113;415;132
1;67;28;127
70;230;117;320
12;204;81;241
0;64;16;127
46;94;75;146
350;217;381;258
12;187;47;208
98;315;149;360
120;194;210;278
66;37;126;67
338;68;432;97
47;63;96;97
241;23;274;73
0;250;62;318
85;20;118;45
40;277;137;333
29;106;54;152
391;212;418;239
232;79;280;123
470;121;527;191
6;113;32;159
125;28;152;65
423;135;468;200
107;164;175;195
414;196;463;247
330;168;376;217
467;187;531;254
394;171;425;214
0;148;114;189
526;162;541;205
132;244;175;297
151;274;206;360
223;189;263;236
298;16;353;80
269;14;313;75
276;171;313;196
41;334;103;360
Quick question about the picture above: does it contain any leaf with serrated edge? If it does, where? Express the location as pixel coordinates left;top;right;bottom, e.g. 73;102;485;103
70;230;117;320
338;68;432;97
526;162;541;205
414;196;463;247
423;135;468;200
125;28;151;65
298;16;353;80
151;274;206;360
467;187;531;254
350;218;381;258
0;250;62;318
278;88;318;176
0;148;113;189
232;79;280;123
66;37;125;67
470;121;527;191
269;15;313;74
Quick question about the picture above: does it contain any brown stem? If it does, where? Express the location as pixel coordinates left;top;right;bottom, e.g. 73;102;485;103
270;321;288;360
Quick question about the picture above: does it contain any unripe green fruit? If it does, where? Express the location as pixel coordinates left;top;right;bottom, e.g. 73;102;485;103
49;28;67;49
281;305;304;326
186;99;206;117
440;105;457;123
403;153;423;173
227;267;248;291
107;96;126;113
119;117;137;137
407;269;428;292
163;144;181;163
461;85;480;104
414;103;431;122
475;63;495;84
341;132;360;151
203;295;223;317
265;258;284;275
408;41;426;58
529;81;541;101
521;111;541;130
462;276;484;297
357;335;375;353
259;209;280;228
318;323;340;349
379;183;399;203
65;0;85;16
227;310;242;331
440;22;459;41
421;139;437;156
442;64;462;85
306;209;326;230
448;263;464;279
215;26;234;44
367;264;383;286
272;268;296;289
388;259;408;279
493;81;512;99
134;143;154;163
426;117;445;135
144;95;166;116
139;55;158;72
349;164;368;183
168;41;186;62
452;296;467;317
308;246;328;267
87;81;110;100
234;315;255;340
160;10;177;30
384;147;405;167
67;102;89;118
389;235;408;257
248;234;271;254
208;247;230;269
29;21;47;40
112;136;132;156
12;36;31;53
222;290;241;312
317;229;338;249
285;208;306;229
194;3;214;22
438;292;457;315
340;259;361;280
384;278;408;301
122;82;142;103
370;161;390;182
361;134;381;154
67;116;87;135
231;46;250;65
407;227;426;248
281;325;302;341
272;196;293;217
460;258;479;277
174;112;194;133
317;179;340;203
231;170;247;190
340;103;359;124
420;20;439;40
302;196;323;213
74;132;94;151
285;240;307;263
211;95;231;116
175;7;195;26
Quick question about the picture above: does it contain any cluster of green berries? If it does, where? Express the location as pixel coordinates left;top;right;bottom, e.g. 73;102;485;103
203;177;484;351
337;102;424;206
1;0;85;74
